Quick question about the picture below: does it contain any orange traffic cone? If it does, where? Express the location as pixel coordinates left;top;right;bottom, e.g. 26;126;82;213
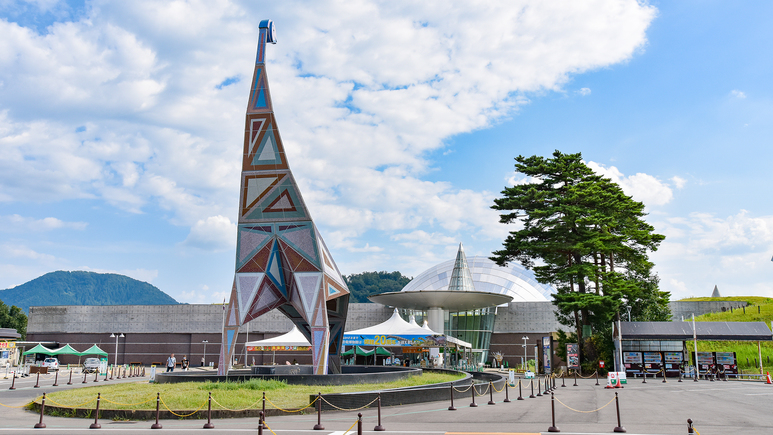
766;372;771;384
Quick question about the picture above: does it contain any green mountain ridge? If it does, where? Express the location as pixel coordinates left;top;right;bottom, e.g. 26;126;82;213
0;271;178;313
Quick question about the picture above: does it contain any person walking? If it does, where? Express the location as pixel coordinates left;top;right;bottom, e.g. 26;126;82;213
166;354;176;373
181;355;189;371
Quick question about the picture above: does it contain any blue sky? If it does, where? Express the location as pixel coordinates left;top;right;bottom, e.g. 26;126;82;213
1;0;771;303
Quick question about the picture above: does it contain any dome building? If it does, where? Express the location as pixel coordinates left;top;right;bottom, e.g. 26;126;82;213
370;244;556;366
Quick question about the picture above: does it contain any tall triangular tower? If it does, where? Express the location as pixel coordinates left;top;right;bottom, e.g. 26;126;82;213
711;285;721;298
218;20;350;375
448;243;476;292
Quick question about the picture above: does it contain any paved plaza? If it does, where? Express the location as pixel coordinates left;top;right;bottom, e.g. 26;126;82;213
1;370;771;435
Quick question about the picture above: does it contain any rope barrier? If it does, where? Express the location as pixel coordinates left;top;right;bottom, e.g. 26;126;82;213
0;401;29;408
262;421;279;435
210;395;263;412
492;383;506;393
44;396;97;409
342;417;359;435
452;383;473;393
320;395;379;412
553;395;616;413
101;397;156;407
569;370;599;379
265;395;317;413
159;396;208;418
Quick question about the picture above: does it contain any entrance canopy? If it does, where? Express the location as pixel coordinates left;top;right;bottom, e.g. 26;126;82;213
246;325;312;351
22;343;55;355
621;321;773;341
79;344;108;356
50;344;80;356
343;309;448;347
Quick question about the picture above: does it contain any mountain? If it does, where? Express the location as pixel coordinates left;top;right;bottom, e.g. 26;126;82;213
343;271;412;303
0;271;178;313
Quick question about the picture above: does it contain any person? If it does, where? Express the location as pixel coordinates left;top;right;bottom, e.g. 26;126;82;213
201;356;205;367
166;354;176;372
181;355;189;371
292;359;298;365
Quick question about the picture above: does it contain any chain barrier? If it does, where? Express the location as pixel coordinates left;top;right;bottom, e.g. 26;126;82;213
553;395;616;413
452;383;473;393
320;395;379;412
159;396;208;418
522;379;532;388
265;395;317;413
492;382;506;393
210;395;263;412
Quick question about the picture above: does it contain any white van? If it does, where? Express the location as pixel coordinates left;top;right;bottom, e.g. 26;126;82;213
83;358;101;373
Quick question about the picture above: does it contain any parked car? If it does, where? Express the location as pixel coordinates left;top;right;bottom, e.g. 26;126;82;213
83;358;101;373
42;357;59;371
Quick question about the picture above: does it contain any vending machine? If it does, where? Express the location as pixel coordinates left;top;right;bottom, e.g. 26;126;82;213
714;352;738;377
643;351;663;376
696;352;714;376
623;351;643;377
663;351;683;377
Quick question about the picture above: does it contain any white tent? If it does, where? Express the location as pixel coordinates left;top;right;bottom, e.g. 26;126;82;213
245;325;311;348
345;309;440;337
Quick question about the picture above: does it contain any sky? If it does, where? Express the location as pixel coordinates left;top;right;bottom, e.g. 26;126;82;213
1;0;771;304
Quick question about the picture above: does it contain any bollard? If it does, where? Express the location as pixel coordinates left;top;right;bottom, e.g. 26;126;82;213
261;391;267;429
595;371;599;386
94;371;99;383
504;380;511;403
662;370;667;383
90;392;102;429
9;371;16;390
53;370;59;387
642;372;647;384
529;377;536;398
537;378;543;397
470;381;478;407
687;418;694;434
678;371;682;383
313;392;324;430
258;411;264;435
203;392;214;429
109;366;113;380
547;392;559;432
561;375;566;387
488;381;496;405
104;369;109;382
83;372;88;384
573;370;577;387
517;379;524;400
374;392;385;431
34;392;47;428
150;392;162;429
544;378;550;395
448;385;457;410
357;412;363;435
613;392;626;432
34;371;41;388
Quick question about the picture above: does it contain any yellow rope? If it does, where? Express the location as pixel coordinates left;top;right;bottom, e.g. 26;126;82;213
45;397;97;409
522;379;532;388
265;395;317;413
0;401;29;408
570;370;598;379
343;417;359;434
554;396;615;413
210;395;263;412
159;396;208;417
263;421;279;435
492;383;506;393
102;397;156;407
452;383;473;393
320;396;379;412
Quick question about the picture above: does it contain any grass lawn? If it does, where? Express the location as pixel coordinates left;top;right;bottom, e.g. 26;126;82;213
41;372;464;412
678;296;773;373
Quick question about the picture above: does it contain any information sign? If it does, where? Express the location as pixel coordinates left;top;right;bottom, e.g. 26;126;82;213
542;336;552;374
566;343;579;369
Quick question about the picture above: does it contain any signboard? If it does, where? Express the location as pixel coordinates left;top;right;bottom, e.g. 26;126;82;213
607;371;628;385
342;334;446;347
664;352;682;363
0;341;16;348
542;336;552;374
623;352;642;364
599;360;605;368
566;343;580;369
403;347;424;354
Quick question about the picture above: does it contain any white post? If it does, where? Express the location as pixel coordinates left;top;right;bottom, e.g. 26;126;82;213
692;313;698;378
758;341;763;374
534;345;539;374
522;336;528;370
617;317;624;374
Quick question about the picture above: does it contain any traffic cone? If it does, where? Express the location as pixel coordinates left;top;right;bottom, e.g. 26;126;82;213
766;372;771;384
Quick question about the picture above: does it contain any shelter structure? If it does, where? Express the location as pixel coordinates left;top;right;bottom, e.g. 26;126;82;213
220;19;350;375
245;325;311;364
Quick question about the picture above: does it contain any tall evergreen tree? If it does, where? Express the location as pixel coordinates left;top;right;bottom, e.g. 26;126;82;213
491;150;668;364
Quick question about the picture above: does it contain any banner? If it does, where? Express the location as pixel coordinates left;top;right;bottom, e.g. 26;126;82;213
567;343;580;369
342;334;446;347
246;346;310;351
542;336;552;374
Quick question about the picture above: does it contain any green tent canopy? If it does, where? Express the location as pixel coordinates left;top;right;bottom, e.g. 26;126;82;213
342;346;391;357
79;344;108;357
22;343;55;355
374;347;391;356
50;344;81;356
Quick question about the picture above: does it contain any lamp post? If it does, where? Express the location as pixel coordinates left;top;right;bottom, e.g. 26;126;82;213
626;305;632;322
522;336;528;370
202;340;208;367
109;333;124;367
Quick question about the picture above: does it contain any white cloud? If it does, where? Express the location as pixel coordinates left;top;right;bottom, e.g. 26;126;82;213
578;87;591;96
0;214;88;231
180;215;237;252
587;161;674;206
670;176;687;189
0;243;57;261
730;89;746;99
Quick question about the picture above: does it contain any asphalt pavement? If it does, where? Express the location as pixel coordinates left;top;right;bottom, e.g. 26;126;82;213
1;369;771;435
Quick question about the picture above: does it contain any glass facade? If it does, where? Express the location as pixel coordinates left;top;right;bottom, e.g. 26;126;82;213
622;340;685;352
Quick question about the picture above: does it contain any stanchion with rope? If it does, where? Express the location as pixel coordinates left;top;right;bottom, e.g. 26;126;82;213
67;369;73;385
203;392;214;429
9;371;16;390
89;393;102;429
469;381;478;407
82;371;88;384
104;368;109;382
357;412;363;435
536;378;543;397
504;380;511;402
261;391;267;429
258;411;264;435
93;370;99;383
34;393;47;429
561;374;566;387
613;392;625;433
595;370;599;386
529;378;536;398
33;371;40;388
548;392;559;432
52;370;59;387
661;368;668;383
150;392;162;429
573;370;578;386
642;372;647;383
488;381;496;405
374;392;385;431
448;384;457;410
313;392;324;430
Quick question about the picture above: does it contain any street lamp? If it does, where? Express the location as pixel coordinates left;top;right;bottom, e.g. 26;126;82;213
202;340;208;367
626;305;633;322
109;333;124;367
522;336;528;370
